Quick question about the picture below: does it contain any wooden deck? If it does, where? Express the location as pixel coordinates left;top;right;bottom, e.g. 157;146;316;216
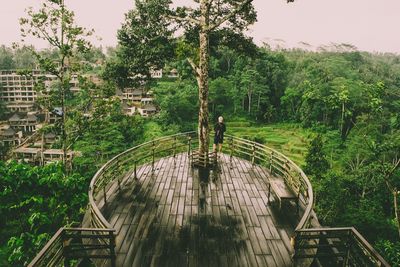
99;153;295;267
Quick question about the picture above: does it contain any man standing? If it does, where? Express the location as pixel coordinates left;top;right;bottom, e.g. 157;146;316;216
213;116;226;156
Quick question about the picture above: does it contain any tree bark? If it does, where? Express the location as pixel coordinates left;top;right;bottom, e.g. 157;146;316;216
247;88;252;114
394;190;400;239
198;0;210;156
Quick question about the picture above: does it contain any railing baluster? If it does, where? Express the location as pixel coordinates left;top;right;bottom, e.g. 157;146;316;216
110;230;116;267
134;161;137;180
152;141;155;171
251;143;256;166
269;152;273;173
188;135;191;156
103;186;107;205
173;136;177;158
229;137;233;163
117;158;121;192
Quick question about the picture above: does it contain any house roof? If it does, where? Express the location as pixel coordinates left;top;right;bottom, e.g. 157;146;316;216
14;147;40;154
1;128;16;136
26;114;38;121
141;104;157;111
45;133;56;138
124;88;143;95
9;114;21;122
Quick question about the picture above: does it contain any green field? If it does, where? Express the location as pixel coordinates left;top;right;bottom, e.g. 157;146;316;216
228;122;313;166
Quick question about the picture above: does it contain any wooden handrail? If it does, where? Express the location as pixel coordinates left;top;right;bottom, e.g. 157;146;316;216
294;227;390;266
31;132;388;266
225;134;316;232
29;227;115;267
88;131;197;231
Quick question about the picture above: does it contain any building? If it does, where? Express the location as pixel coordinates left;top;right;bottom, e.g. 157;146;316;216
150;69;163;79
43;149;73;164
44;133;57;145
121;88;144;103
168;68;179;78
140;97;154;106
13;147;40;164
8;113;39;133
138;104;157;117
121;102;136;116
0;70;57;112
69;74;80;94
13;147;74;165
0;128;22;146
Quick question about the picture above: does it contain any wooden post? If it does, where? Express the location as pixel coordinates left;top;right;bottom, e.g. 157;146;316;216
116;159;121;192
229;137;233;163
103;186;107;205
134;161;137;180
62;230;70;267
269;152;273;174
109;231;116;267
268;183;271;205
93;184;97;201
152;141;155;171
251;143;256;166
343;230;352;267
173;136;177;158
188;135;192;156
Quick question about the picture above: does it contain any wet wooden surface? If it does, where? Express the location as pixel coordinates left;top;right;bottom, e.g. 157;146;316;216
99;153;294;267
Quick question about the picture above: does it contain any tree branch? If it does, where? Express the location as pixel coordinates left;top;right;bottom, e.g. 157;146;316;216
187;57;200;77
167;14;200;25
208;0;253;31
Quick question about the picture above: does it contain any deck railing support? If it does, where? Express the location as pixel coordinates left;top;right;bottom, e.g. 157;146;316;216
229;137;233;163
152;141;155;171
62;230;70;267
187;135;192;156
116;159;121;192
251;143;256;166
103;186;107;205
110;230;116;267
134;161;137;180
173;136;177;158
269;152;274;174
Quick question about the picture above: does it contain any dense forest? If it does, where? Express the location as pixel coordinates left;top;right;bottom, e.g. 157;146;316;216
1;0;400;263
1;41;399;265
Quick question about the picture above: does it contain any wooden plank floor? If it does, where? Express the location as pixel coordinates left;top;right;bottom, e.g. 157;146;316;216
99;153;295;267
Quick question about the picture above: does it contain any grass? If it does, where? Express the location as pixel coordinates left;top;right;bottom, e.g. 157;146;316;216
228;122;313;166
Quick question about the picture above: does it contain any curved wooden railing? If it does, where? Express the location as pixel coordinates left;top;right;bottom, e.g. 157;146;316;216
30;132;389;266
88;131;198;231
225;134;318;232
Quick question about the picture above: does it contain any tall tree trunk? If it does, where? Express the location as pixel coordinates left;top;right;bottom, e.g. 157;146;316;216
247;88;252;114
198;0;210;156
340;101;345;137
394;190;400;239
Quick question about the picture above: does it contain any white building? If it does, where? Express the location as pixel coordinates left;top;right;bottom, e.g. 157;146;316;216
138;105;157;117
8;113;39;133
150;69;163;79
0;70;57;112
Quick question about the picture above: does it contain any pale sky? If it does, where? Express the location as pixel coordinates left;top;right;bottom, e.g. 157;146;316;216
0;0;399;53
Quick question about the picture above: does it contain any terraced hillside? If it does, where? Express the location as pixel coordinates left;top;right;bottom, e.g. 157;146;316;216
228;122;311;166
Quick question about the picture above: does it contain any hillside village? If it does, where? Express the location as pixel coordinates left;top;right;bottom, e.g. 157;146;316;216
0;67;179;164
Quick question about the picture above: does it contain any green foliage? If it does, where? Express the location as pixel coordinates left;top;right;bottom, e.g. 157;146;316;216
0;161;88;266
104;0;175;87
154;81;198;131
303;134;329;178
73;98;145;174
376;240;400;266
